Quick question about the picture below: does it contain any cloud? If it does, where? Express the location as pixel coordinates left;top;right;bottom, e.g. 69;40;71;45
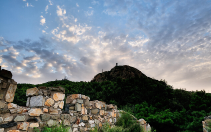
56;6;66;16
76;3;79;7
92;0;99;5
26;2;34;7
49;0;53;5
23;0;26;1
40;16;46;25
45;5;48;12
85;10;94;16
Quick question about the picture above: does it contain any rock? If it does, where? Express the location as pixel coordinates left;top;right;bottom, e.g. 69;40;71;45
79;122;85;127
29;95;44;107
73;128;78;132
91;109;99;115
70;116;76;123
69;106;75;110
138;119;146;125
26;97;30;107
0;128;4;132
0;69;12;79
45;98;54;107
72;124;78;127
63;119;71;126
75;103;81;112
76;118;80;125
81;106;87;115
53;93;65;101
0;93;4;99
14;115;25;122
53;101;60;108
43;108;48;113
100;110;104;115
49;107;58;114
71;94;81;99
47;119;59;127
17;122;29;130
26;87;39;96
0;117;3;123
76;99;83;104
28;108;43;116
0;101;6;109
29;123;39;127
4;116;13;122
0;108;10;114
0;121;17;128
59;101;64;109
51;115;60;120
61;114;70;120
95;102;101;109
41;114;51;122
7;130;20;132
82;115;88;120
2;82;8;88
8;103;17;109
66;95;74;104
5;84;17;102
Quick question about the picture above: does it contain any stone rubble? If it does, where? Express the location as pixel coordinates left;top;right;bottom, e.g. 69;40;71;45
0;66;151;132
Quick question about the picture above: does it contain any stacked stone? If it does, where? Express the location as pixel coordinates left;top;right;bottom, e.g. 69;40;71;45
202;116;211;132
65;94;118;131
0;66;19;132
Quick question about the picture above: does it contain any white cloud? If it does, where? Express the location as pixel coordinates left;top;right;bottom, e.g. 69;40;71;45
57;6;66;16
85;10;94;16
49;0;53;5
23;0;26;1
45;5;48;12
75;18;77;22
26;2;34;7
40;15;46;25
76;3;79;7
92;0;99;5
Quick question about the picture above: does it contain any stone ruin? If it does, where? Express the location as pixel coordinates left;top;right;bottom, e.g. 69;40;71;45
0;66;152;132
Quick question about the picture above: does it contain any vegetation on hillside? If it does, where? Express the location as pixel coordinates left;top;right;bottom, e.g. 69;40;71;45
14;75;211;132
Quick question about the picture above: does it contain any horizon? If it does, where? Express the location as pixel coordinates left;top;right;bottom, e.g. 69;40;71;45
0;0;211;93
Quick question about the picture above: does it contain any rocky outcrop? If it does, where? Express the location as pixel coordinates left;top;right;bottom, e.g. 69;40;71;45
91;65;147;83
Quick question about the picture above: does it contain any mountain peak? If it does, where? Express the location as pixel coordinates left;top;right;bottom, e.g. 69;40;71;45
91;64;146;83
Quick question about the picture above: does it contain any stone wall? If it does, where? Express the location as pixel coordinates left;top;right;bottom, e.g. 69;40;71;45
0;66;151;132
202;116;211;132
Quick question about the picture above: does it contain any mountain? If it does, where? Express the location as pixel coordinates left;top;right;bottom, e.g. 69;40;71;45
91;65;147;83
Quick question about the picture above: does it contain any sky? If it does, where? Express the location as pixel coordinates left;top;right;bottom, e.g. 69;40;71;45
0;0;211;93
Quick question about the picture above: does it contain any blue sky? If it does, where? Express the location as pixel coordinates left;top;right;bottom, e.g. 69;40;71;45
1;0;211;93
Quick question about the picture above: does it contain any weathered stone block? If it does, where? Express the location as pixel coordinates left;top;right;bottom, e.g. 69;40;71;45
51;115;60;120
5;84;17;102
53;93;65;101
70;116;76;123
79;122;85;127
45;98;54;107
28;108;43;116
91;109;99;115
27;117;38;122
0;117;3;123
47;119;59;127
63;119;71;126
100;110;104;115
49;107;58;114
26;97;30;107
61;114;70;120
41;114;51;122
0;101;6;109
71;94;81;99
59;101;64;109
95;102;101;109
29;95;44;107
7;130;20;132
2;82;7;88
14;115;25;122
69;106;75;110
0;93;3;100
4;116;13;122
29;123;39;127
82;115;88;120
26;87;39;96
0;121;17;128
53;101;60;108
0;108;10;114
75;103;81;112
43;108;48;113
0;128;4;132
76;99;83;104
17;122;29;131
8;103;17;109
81;106;87;115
